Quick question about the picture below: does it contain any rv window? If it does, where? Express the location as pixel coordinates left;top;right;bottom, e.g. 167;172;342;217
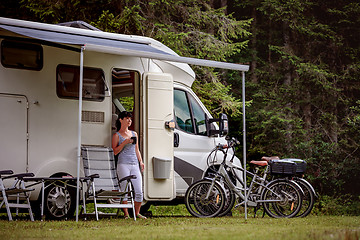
56;64;105;101
187;94;207;135
174;89;210;135
1;40;43;71
174;89;195;134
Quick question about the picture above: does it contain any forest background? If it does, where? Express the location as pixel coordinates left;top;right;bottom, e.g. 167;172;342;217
1;0;359;214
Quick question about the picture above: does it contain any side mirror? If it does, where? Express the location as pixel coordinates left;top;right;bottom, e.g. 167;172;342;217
205;113;229;137
219;113;228;136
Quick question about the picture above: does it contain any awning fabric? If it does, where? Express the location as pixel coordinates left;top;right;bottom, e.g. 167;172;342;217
0;24;167;55
0;17;249;72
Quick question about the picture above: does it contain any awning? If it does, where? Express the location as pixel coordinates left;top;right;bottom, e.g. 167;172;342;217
0;17;249;71
0;24;168;56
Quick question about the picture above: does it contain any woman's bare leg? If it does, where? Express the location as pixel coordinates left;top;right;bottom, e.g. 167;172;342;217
122;201;129;216
134;201;141;216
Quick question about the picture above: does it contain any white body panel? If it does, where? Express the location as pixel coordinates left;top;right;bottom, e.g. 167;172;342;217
144;73;175;199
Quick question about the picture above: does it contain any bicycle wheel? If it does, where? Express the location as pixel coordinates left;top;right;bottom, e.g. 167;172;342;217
185;179;226;218
293;178;315;217
217;180;236;217
261;179;302;218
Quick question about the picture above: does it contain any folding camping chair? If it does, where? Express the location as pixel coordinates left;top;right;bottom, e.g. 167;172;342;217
81;146;137;220
0;170;35;221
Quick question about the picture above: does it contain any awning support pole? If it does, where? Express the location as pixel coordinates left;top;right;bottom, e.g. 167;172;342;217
76;46;85;222
242;71;247;220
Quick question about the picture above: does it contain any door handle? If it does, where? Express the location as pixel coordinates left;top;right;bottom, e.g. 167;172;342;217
174;132;179;147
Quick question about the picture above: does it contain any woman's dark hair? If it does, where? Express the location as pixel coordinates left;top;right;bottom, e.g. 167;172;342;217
116;111;133;131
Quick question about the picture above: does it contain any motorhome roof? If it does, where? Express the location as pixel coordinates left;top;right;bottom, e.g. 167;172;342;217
0;17;249;72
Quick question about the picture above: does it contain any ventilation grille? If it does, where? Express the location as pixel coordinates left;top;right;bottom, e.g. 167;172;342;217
82;111;105;123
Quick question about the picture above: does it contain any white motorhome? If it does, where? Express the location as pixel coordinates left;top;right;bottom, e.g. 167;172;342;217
0;17;248;219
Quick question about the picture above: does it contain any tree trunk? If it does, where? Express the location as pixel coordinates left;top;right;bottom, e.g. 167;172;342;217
283;21;293;152
250;6;258;83
303;89;312;133
211;0;227;9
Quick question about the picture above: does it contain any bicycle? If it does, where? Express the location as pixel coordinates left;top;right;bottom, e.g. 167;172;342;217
262;156;317;217
185;137;303;218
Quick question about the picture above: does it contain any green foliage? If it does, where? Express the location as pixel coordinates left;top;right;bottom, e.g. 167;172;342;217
118;96;134;112
192;78;249;117
90;10;120;33
313;195;360;216
118;5;146;34
143;1;252;116
231;0;360;197
19;0;84;23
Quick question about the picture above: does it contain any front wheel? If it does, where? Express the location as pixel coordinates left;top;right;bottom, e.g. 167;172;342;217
43;181;76;220
185;179;226;218
261;180;302;218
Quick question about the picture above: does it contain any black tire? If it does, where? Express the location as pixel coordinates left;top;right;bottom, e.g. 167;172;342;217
185;179;225;218
204;167;236;217
43;181;76;220
261;179;302;218
293;178;315;217
217;181;235;217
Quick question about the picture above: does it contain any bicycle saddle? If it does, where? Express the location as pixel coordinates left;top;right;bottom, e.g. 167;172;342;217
250;160;268;166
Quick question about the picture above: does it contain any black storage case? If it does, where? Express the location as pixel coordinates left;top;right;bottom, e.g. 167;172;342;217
283;158;307;175
269;160;297;175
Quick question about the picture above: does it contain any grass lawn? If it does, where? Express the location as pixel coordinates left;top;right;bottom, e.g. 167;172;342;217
0;206;359;240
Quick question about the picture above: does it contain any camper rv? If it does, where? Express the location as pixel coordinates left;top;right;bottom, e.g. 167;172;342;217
0;17;248;219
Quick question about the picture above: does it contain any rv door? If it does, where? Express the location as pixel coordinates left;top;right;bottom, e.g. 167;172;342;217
143;72;175;200
0;94;28;173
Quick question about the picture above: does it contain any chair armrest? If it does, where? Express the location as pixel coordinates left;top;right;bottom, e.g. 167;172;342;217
0;170;14;176
119;175;136;183
88;174;100;179
3;172;35;180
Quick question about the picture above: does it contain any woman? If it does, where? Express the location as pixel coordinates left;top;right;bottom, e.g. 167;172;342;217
112;111;146;219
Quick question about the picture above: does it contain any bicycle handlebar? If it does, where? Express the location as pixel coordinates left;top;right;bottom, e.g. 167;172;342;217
217;144;229;150
217;137;240;149
207;137;240;168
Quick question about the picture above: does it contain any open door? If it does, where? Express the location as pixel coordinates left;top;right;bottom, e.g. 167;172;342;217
144;72;175;200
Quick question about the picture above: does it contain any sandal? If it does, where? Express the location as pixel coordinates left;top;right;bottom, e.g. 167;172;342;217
124;215;130;220
136;214;147;219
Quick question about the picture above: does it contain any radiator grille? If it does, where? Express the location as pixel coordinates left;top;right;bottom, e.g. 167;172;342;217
82;111;105;123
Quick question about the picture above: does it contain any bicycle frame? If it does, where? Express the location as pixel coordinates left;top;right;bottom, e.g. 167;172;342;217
207;145;292;208
185;139;305;218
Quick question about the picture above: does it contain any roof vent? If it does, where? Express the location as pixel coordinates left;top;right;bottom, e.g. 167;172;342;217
57;21;101;31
